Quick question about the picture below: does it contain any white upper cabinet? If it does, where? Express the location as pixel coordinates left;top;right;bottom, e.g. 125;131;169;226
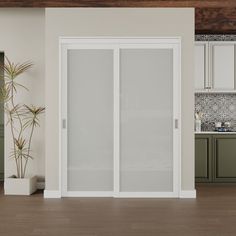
194;41;236;92
210;42;235;90
194;42;208;90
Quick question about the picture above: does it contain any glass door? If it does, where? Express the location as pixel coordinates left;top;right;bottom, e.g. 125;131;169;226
61;38;180;197
64;48;114;196
119;48;175;195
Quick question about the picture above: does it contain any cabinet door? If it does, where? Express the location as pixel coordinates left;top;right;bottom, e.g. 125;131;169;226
211;43;235;90
195;135;212;182
0;125;3;181
195;43;208;90
213;136;236;182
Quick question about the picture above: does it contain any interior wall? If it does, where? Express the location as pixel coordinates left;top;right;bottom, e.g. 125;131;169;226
0;52;4;180
45;8;195;192
0;9;45;180
0;52;4;125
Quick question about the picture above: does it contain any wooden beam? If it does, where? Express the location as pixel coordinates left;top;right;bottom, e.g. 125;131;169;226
0;0;235;8
0;1;235;34
196;8;236;34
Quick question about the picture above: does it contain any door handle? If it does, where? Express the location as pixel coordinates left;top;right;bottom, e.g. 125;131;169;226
62;119;67;129
175;119;178;129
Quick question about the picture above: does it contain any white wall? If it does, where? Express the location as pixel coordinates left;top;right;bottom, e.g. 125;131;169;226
0;9;45;180
0;53;3;180
45;8;195;191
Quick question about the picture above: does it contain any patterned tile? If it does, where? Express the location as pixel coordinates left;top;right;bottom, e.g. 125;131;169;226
195;93;236;131
195;35;236;41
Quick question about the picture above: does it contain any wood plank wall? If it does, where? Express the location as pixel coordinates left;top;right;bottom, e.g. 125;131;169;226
195;8;236;34
0;1;236;34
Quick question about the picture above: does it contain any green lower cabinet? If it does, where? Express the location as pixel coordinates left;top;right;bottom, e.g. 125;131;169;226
0;124;3;181
213;135;236;182
195;134;236;183
195;135;212;182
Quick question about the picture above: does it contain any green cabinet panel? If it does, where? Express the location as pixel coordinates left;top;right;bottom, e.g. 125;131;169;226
195;135;212;182
213;136;236;182
0;124;3;181
195;134;236;183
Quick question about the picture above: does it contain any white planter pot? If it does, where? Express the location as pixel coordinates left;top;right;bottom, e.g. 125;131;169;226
4;176;37;195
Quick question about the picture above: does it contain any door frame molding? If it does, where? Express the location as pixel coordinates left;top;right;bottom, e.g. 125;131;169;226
59;37;182;198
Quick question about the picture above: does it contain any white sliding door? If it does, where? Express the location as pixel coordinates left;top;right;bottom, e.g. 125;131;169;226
60;38;181;198
62;47;114;196
120;49;174;194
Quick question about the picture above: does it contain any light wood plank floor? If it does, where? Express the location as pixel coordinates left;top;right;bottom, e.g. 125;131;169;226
1;183;236;236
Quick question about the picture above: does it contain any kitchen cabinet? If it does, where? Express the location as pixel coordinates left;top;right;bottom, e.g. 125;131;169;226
213;136;236;182
195;135;212;182
195;134;236;183
0;125;3;181
194;42;208;90
210;42;235;91
194;42;236;92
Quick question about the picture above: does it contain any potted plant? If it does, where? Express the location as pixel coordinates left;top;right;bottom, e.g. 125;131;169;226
0;58;45;195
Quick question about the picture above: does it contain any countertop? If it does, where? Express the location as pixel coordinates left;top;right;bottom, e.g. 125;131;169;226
195;131;236;134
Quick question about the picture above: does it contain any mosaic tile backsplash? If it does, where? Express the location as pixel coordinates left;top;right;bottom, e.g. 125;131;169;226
195;93;236;131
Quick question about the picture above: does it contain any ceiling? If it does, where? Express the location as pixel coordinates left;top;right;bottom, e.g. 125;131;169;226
1;0;236;34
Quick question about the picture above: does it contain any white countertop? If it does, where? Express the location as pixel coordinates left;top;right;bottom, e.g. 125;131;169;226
195;131;236;134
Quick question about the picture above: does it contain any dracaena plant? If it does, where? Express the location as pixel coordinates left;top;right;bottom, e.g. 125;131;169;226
0;57;45;178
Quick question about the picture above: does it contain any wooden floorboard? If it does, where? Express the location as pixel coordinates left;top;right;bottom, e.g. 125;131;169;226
0;183;236;236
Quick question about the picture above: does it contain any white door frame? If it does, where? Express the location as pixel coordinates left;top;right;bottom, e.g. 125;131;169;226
59;37;181;198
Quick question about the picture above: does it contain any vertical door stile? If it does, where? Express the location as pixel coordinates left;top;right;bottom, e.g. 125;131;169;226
61;45;68;196
173;43;181;197
113;46;120;197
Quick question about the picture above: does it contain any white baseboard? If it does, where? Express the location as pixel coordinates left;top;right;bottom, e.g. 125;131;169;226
180;190;196;198
43;190;196;199
44;190;61;198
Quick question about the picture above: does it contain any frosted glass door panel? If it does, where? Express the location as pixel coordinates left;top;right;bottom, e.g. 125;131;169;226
67;49;113;191
120;49;173;192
